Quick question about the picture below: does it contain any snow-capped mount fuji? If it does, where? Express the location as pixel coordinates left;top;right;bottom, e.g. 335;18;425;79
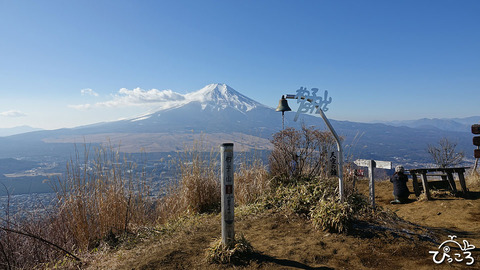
114;83;276;135
130;83;268;122
183;83;266;113
10;83;280;138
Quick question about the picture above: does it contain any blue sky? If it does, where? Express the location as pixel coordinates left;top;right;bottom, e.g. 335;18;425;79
0;0;479;129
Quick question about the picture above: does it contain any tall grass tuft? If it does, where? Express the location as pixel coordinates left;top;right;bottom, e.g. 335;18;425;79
0;143;154;268
206;234;255;264
234;152;270;206
156;140;220;223
52;144;153;250
466;169;480;187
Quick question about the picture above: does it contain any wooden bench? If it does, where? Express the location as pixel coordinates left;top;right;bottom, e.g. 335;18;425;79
407;167;469;200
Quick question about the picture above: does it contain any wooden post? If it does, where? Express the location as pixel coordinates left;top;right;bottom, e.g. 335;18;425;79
354;159;391;208
446;171;458;194
221;143;234;247
368;160;376;209
456;168;469;197
411;172;421;197
421;171;431;200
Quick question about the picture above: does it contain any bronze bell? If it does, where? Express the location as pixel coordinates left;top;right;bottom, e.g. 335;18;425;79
276;95;292;112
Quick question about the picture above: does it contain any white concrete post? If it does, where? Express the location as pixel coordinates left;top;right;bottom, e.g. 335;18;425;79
220;143;234;247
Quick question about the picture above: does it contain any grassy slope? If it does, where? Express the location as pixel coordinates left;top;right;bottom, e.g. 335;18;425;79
80;179;480;270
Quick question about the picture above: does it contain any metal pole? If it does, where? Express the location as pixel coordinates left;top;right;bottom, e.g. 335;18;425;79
285;95;345;202
220;143;234;247
316;107;345;203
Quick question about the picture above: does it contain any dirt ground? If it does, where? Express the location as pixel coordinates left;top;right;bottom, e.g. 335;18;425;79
84;178;480;270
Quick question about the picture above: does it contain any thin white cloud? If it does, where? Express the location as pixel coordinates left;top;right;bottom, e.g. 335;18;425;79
69;88;186;110
0;110;27;117
104;88;185;107
81;88;99;97
68;104;92;110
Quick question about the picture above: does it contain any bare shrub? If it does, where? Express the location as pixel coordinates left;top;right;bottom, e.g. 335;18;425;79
0;175;86;268
427;137;464;168
0;212;81;269
268;126;337;185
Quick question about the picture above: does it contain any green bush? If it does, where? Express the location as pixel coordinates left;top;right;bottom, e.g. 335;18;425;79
263;177;338;216
346;192;369;213
262;175;369;234
310;199;353;233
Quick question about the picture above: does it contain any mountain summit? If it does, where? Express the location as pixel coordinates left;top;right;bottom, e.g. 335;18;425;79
184;83;265;113
140;83;266;116
91;83;279;135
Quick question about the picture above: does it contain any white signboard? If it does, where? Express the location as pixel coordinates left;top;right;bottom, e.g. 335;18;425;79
354;159;392;170
353;159;392;208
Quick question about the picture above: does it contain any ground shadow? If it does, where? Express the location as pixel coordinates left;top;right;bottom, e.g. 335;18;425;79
465;190;480;200
249;253;334;270
415;190;480;201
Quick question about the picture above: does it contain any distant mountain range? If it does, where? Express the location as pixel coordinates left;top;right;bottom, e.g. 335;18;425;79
0;83;477;167
379;116;480;133
0;126;43;137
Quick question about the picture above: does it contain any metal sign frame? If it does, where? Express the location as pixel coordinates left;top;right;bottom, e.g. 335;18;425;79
285;87;344;202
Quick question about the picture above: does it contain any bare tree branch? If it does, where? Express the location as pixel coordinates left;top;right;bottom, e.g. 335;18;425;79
0;226;81;262
427;137;464;168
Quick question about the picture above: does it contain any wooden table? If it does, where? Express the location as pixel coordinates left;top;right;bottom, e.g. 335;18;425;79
408;167;469;200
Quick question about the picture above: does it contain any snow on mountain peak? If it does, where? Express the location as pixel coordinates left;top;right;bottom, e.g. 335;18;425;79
130;84;266;121
184;83;262;112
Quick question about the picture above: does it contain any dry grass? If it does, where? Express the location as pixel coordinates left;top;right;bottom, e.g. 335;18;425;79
156;142;271;224
205;234;255;264
0;144;155;269
156;141;221;223
466;169;480;187
0;207;80;269
234;152;270;206
51;144;154;251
